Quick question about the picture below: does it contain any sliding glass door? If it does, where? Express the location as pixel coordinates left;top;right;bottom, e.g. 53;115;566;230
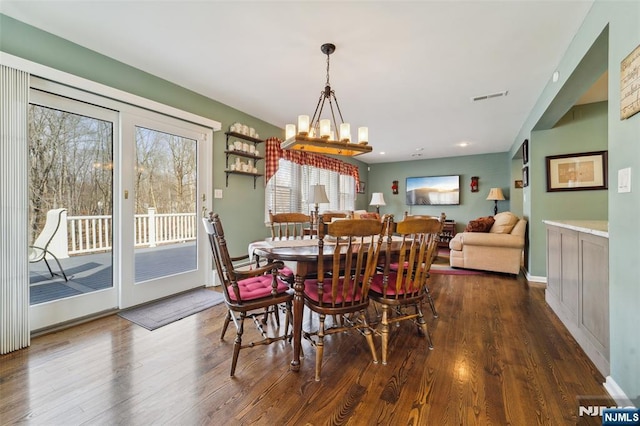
119;113;211;308
28;89;118;329
27;78;214;329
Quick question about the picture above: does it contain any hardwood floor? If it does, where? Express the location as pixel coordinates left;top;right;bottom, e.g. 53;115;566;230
1;273;611;425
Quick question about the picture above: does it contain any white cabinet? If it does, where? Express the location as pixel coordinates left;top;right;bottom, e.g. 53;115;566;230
544;221;609;376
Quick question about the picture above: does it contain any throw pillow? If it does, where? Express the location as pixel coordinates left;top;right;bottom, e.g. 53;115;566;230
359;212;380;220
490;212;519;234
464;216;495;232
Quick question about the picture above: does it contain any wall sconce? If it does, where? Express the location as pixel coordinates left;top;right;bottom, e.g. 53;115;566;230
470;176;479;193
392;180;398;194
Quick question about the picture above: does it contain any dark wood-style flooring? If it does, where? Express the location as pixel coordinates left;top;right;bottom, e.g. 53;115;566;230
1;272;611;425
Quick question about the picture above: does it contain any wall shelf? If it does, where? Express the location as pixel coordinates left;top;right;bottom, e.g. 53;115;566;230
225;131;264;189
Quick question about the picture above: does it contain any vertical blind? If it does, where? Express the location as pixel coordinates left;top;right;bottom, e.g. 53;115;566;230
1;65;30;353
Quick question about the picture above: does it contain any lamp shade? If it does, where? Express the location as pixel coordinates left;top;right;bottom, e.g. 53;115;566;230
369;192;386;206
486;188;505;201
309;184;329;204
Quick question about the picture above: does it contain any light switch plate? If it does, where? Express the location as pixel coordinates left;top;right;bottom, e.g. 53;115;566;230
214;189;223;199
618;168;631;193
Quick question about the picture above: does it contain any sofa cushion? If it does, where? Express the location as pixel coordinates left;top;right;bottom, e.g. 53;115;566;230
449;235;463;251
490;212;519;234
359;212;380;220
353;210;368;219
464;216;495;232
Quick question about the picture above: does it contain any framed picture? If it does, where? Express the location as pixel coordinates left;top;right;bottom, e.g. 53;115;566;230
358;181;366;194
522;139;529;165
515;179;523;188
546;151;608;192
621;44;640;119
522;166;529;188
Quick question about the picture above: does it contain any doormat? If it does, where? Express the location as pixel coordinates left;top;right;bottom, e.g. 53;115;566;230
118;288;225;330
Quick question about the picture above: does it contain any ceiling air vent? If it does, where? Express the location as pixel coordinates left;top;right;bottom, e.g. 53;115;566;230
472;90;509;102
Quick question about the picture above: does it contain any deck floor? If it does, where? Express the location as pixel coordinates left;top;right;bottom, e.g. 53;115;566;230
29;242;196;305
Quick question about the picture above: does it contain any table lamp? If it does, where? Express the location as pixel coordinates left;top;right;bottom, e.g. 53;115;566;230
369;192;386;214
309;184;329;220
486;187;505;215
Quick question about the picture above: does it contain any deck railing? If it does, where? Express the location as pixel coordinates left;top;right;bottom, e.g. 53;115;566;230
66;208;197;255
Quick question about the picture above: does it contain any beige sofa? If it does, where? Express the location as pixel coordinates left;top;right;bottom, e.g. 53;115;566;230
448;212;526;275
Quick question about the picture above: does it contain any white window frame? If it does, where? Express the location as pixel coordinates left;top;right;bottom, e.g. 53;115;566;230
265;158;355;219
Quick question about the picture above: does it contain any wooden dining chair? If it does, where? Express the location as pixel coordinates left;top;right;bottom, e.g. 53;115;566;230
203;214;293;377
386;213;444;317
268;211;313;284
371;217;442;365
303;216;389;381
268;211;312;239
315;211;349;224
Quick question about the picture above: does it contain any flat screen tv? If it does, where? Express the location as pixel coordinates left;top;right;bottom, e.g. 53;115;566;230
406;175;460;205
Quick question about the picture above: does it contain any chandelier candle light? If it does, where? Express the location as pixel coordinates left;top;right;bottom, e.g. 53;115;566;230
282;43;372;157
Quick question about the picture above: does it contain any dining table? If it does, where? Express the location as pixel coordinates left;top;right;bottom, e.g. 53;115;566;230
248;235;404;372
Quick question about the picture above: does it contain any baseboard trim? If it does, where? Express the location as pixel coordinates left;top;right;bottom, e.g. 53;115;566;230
604;376;637;406
521;267;546;286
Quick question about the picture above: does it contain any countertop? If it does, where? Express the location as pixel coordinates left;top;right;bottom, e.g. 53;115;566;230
542;220;609;238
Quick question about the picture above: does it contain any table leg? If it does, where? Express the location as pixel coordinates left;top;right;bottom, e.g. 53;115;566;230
290;273;304;371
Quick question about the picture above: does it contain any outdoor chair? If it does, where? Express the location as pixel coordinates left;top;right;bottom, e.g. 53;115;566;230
29;208;69;281
302;216;389;381
371;217;441;364
202;214;293;377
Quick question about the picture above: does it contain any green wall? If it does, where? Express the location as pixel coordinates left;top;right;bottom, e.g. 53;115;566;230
509;158;524;218
508;0;640;404
367;153;510;233
4;0;639;402
528;101;608;277
0;14;367;255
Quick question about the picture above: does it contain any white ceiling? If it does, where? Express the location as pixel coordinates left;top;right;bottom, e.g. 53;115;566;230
1;0;596;164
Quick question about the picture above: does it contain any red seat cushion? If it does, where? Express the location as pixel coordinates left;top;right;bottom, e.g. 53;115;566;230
304;277;363;304
388;261;406;271
370;272;419;296
227;275;290;301
279;266;294;278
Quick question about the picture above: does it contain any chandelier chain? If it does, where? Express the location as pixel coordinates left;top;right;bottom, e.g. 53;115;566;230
326;51;331;87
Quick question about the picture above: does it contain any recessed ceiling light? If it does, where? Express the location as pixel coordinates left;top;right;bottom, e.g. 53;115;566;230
458;142;469;147
379;152;386;155
415;147;424;151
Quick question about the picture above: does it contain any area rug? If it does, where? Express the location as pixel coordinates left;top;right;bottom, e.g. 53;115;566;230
118;288;225;330
430;249;486;276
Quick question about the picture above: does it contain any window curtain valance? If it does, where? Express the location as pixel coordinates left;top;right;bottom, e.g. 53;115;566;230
264;137;361;191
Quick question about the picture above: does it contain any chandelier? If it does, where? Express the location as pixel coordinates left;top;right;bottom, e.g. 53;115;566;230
281;43;372;157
